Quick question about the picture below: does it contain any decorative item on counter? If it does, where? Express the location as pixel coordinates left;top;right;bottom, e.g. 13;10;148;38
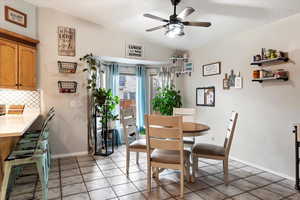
235;72;243;89
58;81;77;93
267;49;278;59
223;73;229;90
261;48;267;60
228;70;236;87
58;61;77;73
254;55;262;62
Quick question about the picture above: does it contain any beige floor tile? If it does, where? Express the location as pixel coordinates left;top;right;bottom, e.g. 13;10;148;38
197;187;227;200
214;184;243;196
232;193;260;200
80;165;101;174
102;168;124;177
199;175;223;186
62;175;84;186
162;183;191;196
118;192;146;200
61;168;81;178
133;179;159;191
9;192;33;200
62;182;87;196
286;193;300;200
62;192;90;200
185;180;210;192
128;171;147;182
244;175;272;187
264;183;296;197
230;179;258;191
249;188;283;200
89;187;117;200
257;172;285;182
113;183;138;196
35;187;60;200
83;171;105;181
176;192;205;200
142;187;171;200
107;175;131;186
86;178;110;191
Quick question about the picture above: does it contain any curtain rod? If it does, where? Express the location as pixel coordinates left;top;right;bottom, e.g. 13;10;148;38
101;61;172;69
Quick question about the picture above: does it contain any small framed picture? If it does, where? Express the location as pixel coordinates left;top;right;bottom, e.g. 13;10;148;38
196;87;215;107
184;62;193;72
5;6;27;28
202;62;221;76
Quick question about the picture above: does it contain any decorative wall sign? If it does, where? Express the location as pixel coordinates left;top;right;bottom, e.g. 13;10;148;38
196;87;215;107
58;26;76;56
125;43;144;58
202;62;221;76
228;70;236;87
5;6;27;27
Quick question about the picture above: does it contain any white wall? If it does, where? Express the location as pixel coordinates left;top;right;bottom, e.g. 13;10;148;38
0;0;37;38
37;7;173;156
178;13;300;179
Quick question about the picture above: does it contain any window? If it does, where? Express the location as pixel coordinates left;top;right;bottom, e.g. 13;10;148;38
119;74;136;110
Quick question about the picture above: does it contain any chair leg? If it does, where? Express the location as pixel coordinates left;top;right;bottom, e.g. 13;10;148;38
36;158;48;200
185;158;191;183
126;150;130;176
154;168;159;183
223;159;229;185
180;167;184;198
0;162;12;200
191;156;198;182
136;152;139;165
147;163;152;193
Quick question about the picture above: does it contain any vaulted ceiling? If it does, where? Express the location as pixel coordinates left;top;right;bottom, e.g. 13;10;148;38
25;0;300;50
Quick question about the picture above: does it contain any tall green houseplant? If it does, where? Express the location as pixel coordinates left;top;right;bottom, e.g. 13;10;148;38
152;85;182;116
80;53;120;124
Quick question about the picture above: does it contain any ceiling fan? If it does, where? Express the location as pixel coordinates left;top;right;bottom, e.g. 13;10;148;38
143;0;211;38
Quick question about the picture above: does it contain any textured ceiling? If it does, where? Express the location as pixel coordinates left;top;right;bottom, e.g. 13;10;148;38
25;0;300;50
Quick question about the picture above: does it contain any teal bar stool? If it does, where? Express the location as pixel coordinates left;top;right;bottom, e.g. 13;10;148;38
0;112;54;200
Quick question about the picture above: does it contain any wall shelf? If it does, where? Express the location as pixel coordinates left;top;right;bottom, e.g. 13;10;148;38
251;57;289;66
252;77;288;83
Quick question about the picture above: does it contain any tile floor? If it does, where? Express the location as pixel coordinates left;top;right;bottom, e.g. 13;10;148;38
8;146;299;200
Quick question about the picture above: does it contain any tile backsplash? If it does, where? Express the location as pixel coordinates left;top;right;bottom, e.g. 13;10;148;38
0;89;41;112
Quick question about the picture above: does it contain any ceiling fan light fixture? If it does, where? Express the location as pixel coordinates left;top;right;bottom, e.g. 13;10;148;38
165;23;184;38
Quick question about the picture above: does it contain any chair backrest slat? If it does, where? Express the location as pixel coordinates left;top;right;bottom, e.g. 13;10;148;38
223;111;238;155
145;115;183;152
121;108;137;147
173;108;196;122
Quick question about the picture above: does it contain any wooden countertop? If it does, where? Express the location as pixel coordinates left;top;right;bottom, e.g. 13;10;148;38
0;113;40;137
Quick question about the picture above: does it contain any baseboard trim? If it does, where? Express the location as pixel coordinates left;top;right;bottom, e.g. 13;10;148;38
52;151;88;159
230;156;294;181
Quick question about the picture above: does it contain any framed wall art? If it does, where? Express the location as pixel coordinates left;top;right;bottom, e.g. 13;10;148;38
125;43;144;59
5;6;27;28
196;87;215;107
202;62;221;76
58;26;76;56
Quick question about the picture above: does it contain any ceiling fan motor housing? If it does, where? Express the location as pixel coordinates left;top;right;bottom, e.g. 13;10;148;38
171;0;181;6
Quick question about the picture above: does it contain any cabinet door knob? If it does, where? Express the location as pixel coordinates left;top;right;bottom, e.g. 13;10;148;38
19;84;22;86
15;84;18;86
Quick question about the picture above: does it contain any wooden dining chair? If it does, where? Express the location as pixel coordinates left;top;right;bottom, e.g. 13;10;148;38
120;107;146;176
173;108;196;147
145;115;191;198
191;111;238;185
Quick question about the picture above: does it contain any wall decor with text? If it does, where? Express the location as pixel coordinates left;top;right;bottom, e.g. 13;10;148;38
196;87;215;107
202;62;221;76
5;6;27;27
125;43;144;58
58;26;76;56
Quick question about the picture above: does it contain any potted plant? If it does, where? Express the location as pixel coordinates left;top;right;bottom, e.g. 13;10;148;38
80;53;120;128
152;85;182;116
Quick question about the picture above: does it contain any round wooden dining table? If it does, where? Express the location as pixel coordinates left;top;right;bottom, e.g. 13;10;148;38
182;122;210;137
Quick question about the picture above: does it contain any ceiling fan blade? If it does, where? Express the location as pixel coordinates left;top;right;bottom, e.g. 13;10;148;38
183;21;212;27
177;7;195;20
143;14;169;22
146;24;168;32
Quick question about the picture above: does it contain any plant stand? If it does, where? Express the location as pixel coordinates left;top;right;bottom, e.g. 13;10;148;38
294;124;300;190
94;105;115;156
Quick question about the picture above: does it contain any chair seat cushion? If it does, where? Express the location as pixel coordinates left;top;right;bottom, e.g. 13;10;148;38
151;149;190;164
129;139;146;149
192;143;225;157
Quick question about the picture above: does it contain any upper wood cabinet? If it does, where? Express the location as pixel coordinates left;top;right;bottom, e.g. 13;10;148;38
0;28;39;91
0;39;18;89
18;45;36;90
